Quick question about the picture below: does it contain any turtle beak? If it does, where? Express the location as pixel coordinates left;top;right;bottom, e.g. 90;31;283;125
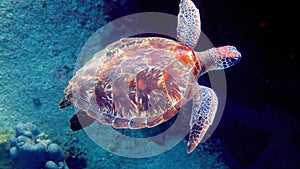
230;47;242;65
225;46;242;68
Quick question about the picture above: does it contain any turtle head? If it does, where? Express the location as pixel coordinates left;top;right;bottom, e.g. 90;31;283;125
213;46;242;69
197;45;241;75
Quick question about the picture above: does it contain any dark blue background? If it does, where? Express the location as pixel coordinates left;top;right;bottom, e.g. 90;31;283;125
105;0;299;168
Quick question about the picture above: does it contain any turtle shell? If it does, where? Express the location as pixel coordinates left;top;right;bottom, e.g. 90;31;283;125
64;37;200;129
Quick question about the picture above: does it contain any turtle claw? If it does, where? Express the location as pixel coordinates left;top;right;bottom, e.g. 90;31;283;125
187;141;198;154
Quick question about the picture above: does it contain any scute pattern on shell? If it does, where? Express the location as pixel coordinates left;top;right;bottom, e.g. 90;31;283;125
65;37;199;128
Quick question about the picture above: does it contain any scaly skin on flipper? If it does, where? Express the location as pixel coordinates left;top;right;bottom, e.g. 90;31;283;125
187;86;218;153
177;0;201;49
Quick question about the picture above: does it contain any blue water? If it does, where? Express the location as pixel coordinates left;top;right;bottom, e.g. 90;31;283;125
0;0;299;169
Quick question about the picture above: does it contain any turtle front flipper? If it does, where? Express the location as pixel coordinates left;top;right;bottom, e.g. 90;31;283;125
187;85;218;153
69;110;96;131
177;0;201;49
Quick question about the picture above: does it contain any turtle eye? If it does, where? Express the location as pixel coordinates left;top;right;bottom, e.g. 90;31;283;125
228;46;237;52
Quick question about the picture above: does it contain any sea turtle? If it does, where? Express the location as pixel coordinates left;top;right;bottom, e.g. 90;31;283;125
59;0;241;153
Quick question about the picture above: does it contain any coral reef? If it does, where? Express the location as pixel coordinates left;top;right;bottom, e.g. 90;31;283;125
9;122;69;169
0;129;14;169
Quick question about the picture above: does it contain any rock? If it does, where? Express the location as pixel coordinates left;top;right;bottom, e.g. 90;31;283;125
10;140;47;169
15;122;40;139
32;98;42;106
45;161;59;169
9;147;17;159
58;161;69;169
9;122;69;169
15;135;32;146
48;143;65;163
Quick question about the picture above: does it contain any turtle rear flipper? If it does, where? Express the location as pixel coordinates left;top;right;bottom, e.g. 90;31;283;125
69;110;96;131
59;97;72;109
